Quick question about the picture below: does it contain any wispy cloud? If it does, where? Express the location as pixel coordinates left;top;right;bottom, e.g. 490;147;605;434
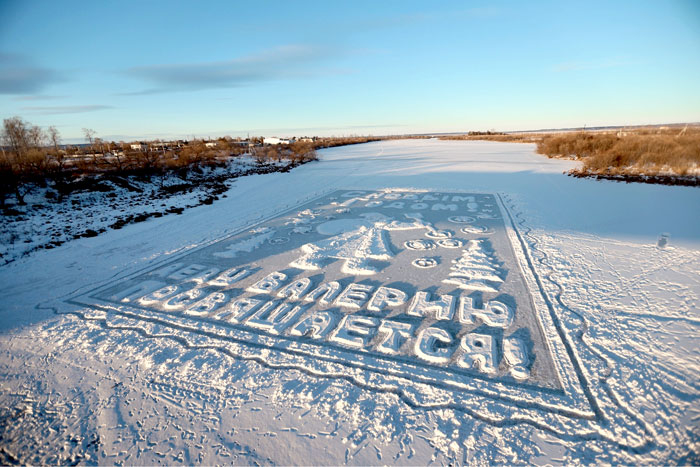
12;94;66;101
121;44;337;95
0;52;64;94
22;105;114;115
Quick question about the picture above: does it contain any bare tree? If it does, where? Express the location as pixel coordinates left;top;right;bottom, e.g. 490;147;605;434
83;128;101;170
1;117;45;204
82;128;95;147
47;126;65;172
3;117;29;159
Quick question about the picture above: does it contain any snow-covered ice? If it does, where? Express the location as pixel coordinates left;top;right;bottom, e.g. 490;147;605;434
0;140;698;465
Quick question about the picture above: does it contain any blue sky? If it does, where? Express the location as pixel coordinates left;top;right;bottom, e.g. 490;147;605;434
1;0;699;142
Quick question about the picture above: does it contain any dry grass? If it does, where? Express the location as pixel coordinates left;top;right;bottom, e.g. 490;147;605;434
0;119;388;206
313;136;383;148
439;125;700;182
439;133;545;143
0;116;327;206
536;127;700;177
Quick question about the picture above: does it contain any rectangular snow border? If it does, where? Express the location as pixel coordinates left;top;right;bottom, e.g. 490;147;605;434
66;189;594;422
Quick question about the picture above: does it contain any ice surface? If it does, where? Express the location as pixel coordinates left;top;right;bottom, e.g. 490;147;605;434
0;140;698;465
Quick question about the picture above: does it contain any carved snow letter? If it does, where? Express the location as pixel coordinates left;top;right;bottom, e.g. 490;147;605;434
289;310;336;339
246;302;309;335
503;336;530;381
111;280;165;303
277;277;313;301
213;297;264;323
414;327;454;364
367;286;407;313
168;264;219;284
185;292;227;316
407;291;456;320
335;283;374;310
247;271;287;294
458;297;513;329
375;321;413;354
457;333;497;375
304;281;341;307
208;267;252;287
330;315;379;349
138;284;180;306
162;288;204;311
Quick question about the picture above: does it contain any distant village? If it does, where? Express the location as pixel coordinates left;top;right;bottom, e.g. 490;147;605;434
1;115;386;206
69;135;320;159
127;136;316;152
43;135;326;169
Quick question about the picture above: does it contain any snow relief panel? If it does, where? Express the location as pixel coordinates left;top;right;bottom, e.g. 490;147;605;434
71;190;591;417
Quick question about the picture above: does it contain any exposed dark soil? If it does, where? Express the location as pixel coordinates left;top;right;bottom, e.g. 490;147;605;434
0;160;310;265
568;170;699;187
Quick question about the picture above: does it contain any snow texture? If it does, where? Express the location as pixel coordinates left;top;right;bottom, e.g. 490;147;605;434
0;140;698;465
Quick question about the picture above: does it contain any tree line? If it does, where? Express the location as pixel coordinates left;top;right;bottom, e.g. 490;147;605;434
0;116;322;206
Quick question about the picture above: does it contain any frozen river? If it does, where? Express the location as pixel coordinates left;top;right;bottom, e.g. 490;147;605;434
1;139;698;464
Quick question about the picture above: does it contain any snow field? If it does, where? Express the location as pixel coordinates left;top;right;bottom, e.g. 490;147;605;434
0;140;698;464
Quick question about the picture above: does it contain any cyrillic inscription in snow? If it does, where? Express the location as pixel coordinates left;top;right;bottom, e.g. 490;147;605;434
83;190;561;391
